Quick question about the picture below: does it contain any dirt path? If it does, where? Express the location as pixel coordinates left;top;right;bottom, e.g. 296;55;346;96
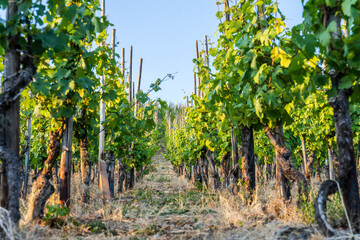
24;152;319;239
115;151;224;239
108;152;318;240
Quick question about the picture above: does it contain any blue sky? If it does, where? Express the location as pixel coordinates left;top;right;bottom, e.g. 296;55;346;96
105;0;304;104
0;1;304;104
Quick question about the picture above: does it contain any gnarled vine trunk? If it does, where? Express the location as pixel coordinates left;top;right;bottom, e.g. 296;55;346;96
26;127;64;224
315;180;338;236
0;0;36;225
241;125;255;198
264;124;308;200
205;149;221;189
220;152;231;188
314;4;360;233
129;167;135;189
199;156;208;188
118;158;125;194
329;87;360;232
105;151;115;198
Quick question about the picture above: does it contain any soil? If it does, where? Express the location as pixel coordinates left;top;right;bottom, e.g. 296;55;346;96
20;152;321;240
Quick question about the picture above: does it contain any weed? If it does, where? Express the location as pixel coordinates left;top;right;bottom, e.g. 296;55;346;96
156;176;171;183
298;189;316;224
326;192;345;228
86;220;106;233
136;222;160;236
43;204;70;228
43;204;70;221
159;209;189;216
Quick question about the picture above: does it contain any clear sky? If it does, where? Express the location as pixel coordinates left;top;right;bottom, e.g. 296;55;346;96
106;1;304;105
0;1;304;104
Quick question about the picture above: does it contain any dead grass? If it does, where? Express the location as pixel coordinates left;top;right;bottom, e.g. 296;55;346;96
16;153;327;239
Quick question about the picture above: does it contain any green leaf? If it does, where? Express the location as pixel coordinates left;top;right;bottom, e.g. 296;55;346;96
236;35;250;48
327;21;337;33
339;74;355;89
108;90;117;101
0;0;8;9
319;30;331;47
352;85;360;102
254;98;263;119
64;5;78;24
342;0;357;17
314;75;329;87
40;30;68;52
91;17;104;33
136;92;149;104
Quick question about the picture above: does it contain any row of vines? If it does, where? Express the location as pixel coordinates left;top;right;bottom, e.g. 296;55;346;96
0;0;169;232
164;0;360;236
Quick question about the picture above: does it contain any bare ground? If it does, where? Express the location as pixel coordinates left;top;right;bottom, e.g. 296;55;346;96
17;152;326;240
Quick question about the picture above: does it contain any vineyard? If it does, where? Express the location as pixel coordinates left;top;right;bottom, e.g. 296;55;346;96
1;0;360;239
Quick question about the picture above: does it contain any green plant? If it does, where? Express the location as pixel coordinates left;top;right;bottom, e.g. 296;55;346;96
86;220;107;233
43;204;70;222
156;176;171;183
298;189;316;224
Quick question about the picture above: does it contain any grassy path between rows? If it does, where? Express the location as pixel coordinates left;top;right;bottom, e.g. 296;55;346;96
24;151;321;239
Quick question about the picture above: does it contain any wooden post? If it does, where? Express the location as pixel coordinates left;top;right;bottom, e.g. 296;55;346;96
101;0;105;16
128;75;132;103
121;48;125;83
196;40;201;97
129;45;133;102
204;35;209;67
105;29;117;197
328;148;335;180
231;127;239;169
132;81;135;102
111;29;116;58
98;0;111;201
301;136;308;175
168;115;171;138
22;116;32;200
137;58;143;94
60;117;73;207
194;72;197;97
134;58;143;117
224;0;230;21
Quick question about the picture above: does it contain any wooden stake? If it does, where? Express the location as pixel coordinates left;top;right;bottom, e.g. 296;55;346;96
137;58;143;94
98;0;111;201
196;40;201;97
60;117;73;207
205;35;209;67
101;0;105;16
231;127;239;169
224;0;230;21
328;148;335;180
128;75;132;103
194;72;197;97
129;45;133;102
122;48;125;83
301;136;308;174
132;81;135;102
22;116;32;199
135;58;143;117
111;29;116;58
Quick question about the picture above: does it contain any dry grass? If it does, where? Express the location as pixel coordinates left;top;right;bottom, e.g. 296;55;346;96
0;207;15;240
15;154;329;239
